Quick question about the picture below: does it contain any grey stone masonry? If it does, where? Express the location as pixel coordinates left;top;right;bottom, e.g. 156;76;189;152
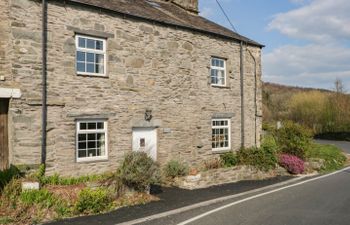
0;0;262;176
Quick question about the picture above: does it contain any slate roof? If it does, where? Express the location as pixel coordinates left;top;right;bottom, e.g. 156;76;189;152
64;0;264;47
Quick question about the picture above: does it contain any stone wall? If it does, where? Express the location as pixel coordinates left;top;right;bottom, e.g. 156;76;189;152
170;166;288;190
5;0;262;176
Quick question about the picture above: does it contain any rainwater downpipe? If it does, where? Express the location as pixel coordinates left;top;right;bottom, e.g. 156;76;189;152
247;49;258;147
240;41;245;149
41;0;47;165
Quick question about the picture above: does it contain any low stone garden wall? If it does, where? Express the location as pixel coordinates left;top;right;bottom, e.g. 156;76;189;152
168;166;289;190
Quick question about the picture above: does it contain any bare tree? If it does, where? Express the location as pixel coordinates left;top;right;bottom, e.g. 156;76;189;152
334;78;345;94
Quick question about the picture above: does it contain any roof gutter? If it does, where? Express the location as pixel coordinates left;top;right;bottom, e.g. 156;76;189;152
41;0;47;165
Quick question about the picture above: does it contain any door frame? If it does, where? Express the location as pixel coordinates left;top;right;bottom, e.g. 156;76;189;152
0;98;9;170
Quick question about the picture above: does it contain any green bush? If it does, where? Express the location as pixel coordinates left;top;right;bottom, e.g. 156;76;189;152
40;173;111;186
2;178;22;205
75;188;111;214
164;160;189;178
306;144;347;172
20;189;56;208
237;146;277;171
274;121;313;159
0;165;21;192
220;152;238;168
118;152;161;191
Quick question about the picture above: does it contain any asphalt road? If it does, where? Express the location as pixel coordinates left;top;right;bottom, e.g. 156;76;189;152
142;167;350;225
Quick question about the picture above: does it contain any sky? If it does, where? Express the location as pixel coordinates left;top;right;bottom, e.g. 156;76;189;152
199;0;350;91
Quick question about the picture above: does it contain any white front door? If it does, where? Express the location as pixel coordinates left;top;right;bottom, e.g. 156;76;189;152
132;128;157;161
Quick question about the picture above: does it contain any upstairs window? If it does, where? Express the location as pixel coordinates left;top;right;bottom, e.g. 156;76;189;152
76;120;108;162
210;57;226;86
76;35;106;76
212;119;231;151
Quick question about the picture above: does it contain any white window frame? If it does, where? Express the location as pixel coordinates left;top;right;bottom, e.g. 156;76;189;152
210;57;227;87
211;119;231;151
76;119;108;162
75;34;107;77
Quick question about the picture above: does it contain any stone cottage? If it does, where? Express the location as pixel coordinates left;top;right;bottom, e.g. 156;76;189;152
0;0;263;175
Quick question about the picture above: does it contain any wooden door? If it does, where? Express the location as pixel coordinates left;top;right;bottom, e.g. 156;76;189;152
0;99;9;170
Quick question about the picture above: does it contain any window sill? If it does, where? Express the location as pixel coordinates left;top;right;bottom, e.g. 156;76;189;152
76;156;108;163
211;84;230;89
212;149;232;154
77;73;109;78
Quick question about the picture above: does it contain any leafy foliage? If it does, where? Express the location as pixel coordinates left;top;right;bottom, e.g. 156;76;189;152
20;189;56;208
75;188;111;214
118;152;161;191
0;165;22;192
164;160;189;178
306;144;347;172
237;146;277;172
278;154;305;174
274;121;313;159
220;152;238;168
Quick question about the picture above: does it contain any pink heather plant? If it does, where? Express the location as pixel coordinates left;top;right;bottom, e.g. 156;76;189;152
278;154;305;174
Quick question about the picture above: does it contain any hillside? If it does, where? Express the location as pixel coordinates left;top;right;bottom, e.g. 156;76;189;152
262;81;350;134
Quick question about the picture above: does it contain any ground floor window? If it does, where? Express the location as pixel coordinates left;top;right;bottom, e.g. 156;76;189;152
212;119;231;151
76;120;108;162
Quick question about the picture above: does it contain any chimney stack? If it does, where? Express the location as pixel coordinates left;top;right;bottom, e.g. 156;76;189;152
162;0;199;14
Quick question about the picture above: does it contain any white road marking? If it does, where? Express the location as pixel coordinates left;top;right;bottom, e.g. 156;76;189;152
177;166;350;225
115;175;310;225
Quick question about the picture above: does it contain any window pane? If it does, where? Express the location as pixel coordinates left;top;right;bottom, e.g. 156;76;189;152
88;123;97;130
78;142;86;150
87;133;96;140
96;41;103;50
88;141;96;149
87;39;95;49
86;63;95;73
95;54;104;64
88;149;97;157
80;122;87;130
78;150;87;158
78;133;87;141
96;64;104;74
77;62;85;72
78;37;86;48
87;53;95;63
97;122;104;129
77;51;86;62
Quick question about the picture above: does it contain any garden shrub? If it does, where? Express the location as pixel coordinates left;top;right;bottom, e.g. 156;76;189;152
0;165;21;192
274;121;313;159
203;158;223;170
75;188;111;214
2;178;22;205
164;160;189;178
118;152;161;191
306;144;346;172
40;173;111;186
220;152;238;168
278;154;305;174
237;146;277;171
20;189;56;208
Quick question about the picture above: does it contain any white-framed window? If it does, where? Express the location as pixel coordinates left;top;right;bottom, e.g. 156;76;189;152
76;120;108;162
210;57;226;86
212;119;231;151
76;34;106;76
